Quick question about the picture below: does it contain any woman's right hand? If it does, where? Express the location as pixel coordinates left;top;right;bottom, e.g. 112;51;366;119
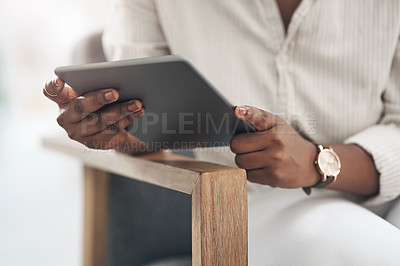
43;77;147;154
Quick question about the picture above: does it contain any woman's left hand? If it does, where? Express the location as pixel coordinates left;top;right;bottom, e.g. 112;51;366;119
230;105;320;188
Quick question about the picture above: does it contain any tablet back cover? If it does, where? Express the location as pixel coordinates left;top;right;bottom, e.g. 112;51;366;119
55;55;255;150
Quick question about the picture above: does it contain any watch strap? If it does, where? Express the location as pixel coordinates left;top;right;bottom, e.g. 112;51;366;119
302;176;335;195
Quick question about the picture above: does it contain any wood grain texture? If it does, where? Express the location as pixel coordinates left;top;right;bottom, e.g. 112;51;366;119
83;166;109;266
43;136;249;265
43;137;236;194
192;169;248;266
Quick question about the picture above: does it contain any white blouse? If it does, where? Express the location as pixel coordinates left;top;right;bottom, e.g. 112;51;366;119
102;0;400;205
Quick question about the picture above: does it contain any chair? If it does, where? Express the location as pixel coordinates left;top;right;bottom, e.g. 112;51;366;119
44;33;248;266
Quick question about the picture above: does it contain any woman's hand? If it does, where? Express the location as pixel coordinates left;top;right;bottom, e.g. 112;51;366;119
230;105;320;188
43;77;147;154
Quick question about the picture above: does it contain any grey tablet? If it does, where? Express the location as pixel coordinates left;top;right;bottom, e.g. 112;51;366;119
55;55;256;150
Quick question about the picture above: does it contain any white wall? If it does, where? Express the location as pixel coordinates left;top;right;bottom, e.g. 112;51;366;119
0;1;109;265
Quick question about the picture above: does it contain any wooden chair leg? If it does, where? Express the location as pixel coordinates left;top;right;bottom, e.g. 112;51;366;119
192;169;248;266
83;166;110;266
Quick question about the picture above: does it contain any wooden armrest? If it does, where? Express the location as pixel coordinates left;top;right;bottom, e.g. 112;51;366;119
42;136;242;194
42;136;248;266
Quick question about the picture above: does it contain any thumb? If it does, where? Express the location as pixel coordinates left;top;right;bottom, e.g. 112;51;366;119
235;105;278;131
43;77;80;107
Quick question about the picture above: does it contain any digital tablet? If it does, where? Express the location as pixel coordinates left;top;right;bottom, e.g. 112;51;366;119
55;55;256;149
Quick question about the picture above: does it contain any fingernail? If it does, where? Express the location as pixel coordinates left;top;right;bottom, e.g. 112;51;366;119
105;91;115;101
46;80;61;96
127;101;138;111
238;106;247;116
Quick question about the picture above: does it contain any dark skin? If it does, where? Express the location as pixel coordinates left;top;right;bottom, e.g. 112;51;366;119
43;78;147;154
231;106;379;196
44;0;379;196
276;0;302;32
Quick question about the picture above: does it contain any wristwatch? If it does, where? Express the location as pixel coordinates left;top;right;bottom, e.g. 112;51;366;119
302;144;341;195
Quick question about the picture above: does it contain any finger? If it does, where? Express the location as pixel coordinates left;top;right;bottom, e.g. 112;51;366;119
234;150;267;170
112;131;148;154
61;88;120;123
246;168;275;186
43;77;79;106
81;120;148;154
116;108;145;130
87;129;148;154
80;125;121;149
235;105;278;131
230;132;266;154
79;100;143;136
230;129;287;154
246;168;267;184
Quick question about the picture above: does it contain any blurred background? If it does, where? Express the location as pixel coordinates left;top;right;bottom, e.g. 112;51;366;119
0;0;109;265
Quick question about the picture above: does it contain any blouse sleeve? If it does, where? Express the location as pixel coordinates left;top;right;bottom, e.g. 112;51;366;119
344;37;400;206
102;0;170;61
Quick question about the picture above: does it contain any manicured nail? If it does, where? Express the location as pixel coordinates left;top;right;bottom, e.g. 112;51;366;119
105;91;115;101
238;106;247;116
127;101;138;111
54;77;61;87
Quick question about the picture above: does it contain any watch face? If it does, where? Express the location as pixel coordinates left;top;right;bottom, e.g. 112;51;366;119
318;149;341;176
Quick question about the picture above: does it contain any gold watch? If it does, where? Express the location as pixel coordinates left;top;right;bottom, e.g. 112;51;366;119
302;144;341;195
